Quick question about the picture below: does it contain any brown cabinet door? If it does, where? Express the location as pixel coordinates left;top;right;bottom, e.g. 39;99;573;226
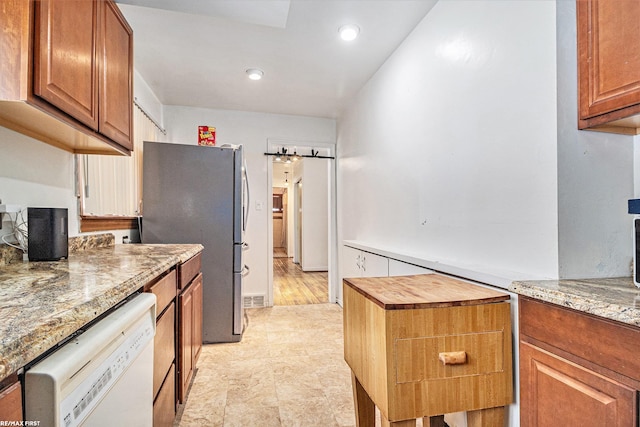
0;381;22;423
179;286;194;403
34;0;99;130
578;0;640;121
98;0;133;150
192;273;203;365
520;341;637;427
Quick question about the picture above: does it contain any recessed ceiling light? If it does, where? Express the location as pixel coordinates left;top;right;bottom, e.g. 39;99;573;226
246;68;264;80
339;24;360;42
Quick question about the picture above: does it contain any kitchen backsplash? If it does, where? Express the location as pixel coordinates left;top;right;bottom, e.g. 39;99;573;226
68;233;115;253
0;233;115;265
0;245;22;266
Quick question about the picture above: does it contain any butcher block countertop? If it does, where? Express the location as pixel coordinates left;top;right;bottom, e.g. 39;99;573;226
0;243;203;383
510;277;640;328
343;274;510;310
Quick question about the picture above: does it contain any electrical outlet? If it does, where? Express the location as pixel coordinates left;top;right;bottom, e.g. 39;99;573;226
0;201;21;230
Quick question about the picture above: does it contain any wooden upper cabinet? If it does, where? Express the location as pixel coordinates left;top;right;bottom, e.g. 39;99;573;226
578;0;640;134
99;0;133;150
34;0;133;150
34;0;99;130
0;0;132;154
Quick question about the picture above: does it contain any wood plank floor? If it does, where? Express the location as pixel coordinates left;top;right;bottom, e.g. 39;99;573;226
273;256;328;305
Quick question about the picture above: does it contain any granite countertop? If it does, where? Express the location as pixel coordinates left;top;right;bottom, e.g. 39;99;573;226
510;277;640;328
0;243;203;382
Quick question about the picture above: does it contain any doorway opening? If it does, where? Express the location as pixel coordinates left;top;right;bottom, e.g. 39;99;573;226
267;140;335;306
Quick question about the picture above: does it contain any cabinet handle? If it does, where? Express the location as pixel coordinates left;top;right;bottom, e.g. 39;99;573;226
438;351;467;365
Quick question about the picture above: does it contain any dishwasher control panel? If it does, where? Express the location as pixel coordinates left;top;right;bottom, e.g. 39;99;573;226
62;317;154;427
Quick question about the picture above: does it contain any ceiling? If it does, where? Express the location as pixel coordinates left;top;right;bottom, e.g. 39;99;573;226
116;0;438;119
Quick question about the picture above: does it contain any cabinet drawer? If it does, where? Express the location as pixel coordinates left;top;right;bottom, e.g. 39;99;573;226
396;330;506;384
179;252;201;290
153;363;176;427
153;302;175;399
520;297;640;381
148;270;177;316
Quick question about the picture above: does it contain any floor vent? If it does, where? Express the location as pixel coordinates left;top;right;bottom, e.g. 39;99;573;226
244;295;265;308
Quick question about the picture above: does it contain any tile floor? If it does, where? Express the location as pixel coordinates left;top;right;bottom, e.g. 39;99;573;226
174;303;356;426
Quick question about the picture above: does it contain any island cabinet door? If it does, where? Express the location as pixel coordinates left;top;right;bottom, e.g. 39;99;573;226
520;341;637;426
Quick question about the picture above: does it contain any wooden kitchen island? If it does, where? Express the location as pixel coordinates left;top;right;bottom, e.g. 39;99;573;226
343;274;513;427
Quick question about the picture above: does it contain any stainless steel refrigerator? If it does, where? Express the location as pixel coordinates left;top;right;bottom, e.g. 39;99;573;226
142;141;249;343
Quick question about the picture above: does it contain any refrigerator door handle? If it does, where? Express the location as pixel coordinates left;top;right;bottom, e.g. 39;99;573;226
242;242;250;251
243;155;250;233
241;265;250;277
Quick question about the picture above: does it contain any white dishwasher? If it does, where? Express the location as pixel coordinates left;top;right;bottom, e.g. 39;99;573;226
25;293;156;427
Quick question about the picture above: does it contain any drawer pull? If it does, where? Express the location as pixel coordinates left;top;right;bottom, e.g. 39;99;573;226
439;351;467;365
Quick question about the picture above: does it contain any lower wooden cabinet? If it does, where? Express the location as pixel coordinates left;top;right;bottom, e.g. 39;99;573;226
153;302;175;398
145;269;177;426
193;276;203;364
0;377;22;423
520;342;635;426
519;297;640;426
153;364;176;427
178;273;203;403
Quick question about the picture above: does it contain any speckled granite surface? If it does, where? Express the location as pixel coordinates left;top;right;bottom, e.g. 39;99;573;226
510;277;640;328
0;243;203;382
68;233;115;253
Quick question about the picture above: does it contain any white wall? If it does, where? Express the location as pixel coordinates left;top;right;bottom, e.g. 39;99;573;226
0;126;139;246
338;1;559;284
163;106;335;297
0;127;78;237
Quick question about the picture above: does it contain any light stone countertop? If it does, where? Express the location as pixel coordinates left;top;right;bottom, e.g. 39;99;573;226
509;277;640;327
0;243;203;382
